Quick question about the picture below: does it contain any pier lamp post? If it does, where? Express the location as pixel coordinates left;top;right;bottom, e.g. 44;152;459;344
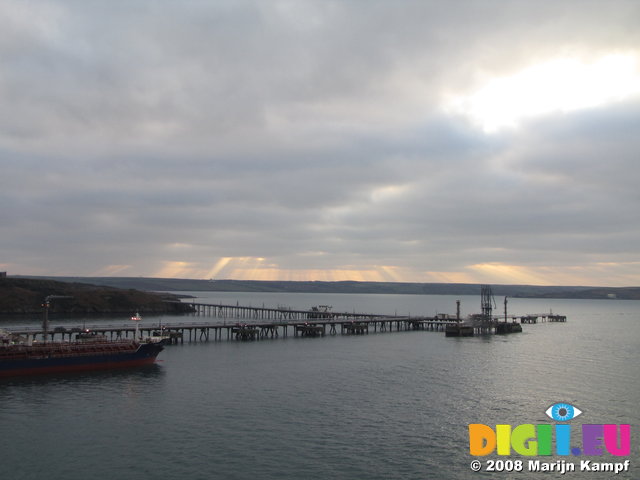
41;295;72;343
504;296;508;322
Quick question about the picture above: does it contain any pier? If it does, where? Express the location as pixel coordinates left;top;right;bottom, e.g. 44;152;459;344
518;314;567;323
185;301;389;322
5;287;566;344
184;301;566;325
6;315;457;345
445;286;566;336
4;303;565;345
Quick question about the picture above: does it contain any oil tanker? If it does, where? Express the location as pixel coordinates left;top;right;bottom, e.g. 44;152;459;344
0;335;164;377
0;298;164;377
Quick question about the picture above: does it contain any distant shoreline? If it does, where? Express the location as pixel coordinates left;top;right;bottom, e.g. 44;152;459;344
9;276;640;300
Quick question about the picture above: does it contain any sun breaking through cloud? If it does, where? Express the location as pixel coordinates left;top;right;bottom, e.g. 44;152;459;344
450;53;640;132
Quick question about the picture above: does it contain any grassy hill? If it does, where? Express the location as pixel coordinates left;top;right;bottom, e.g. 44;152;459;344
0;277;194;315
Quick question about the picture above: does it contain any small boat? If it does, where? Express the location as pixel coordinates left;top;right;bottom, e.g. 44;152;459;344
148;327;172;345
131;311;170;344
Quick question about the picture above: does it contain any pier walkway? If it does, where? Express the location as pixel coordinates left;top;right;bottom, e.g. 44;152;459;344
4;301;566;344
185;302;566;324
6;316;454;344
186;301;392;322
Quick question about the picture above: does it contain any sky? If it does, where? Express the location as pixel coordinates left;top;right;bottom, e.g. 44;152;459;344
2;0;640;287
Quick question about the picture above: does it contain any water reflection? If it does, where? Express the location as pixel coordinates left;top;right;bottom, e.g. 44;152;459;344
0;363;164;389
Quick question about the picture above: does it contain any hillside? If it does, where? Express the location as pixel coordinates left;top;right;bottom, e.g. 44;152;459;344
11;276;640;300
0;277;194;315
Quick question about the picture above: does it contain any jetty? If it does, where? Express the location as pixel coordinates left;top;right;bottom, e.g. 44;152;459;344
3;285;565;344
444;286;565;336
4;315;455;345
4;304;565;345
185;301;384;322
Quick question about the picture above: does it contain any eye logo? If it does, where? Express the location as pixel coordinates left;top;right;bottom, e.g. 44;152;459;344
545;403;582;421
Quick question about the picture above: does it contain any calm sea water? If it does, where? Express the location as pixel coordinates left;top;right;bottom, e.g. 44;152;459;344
1;293;638;480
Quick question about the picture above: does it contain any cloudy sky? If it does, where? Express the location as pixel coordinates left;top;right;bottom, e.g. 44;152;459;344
2;0;640;286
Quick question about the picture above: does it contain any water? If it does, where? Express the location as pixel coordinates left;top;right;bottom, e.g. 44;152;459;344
1;293;638;479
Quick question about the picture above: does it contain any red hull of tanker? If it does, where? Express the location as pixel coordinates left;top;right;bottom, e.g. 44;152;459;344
0;341;164;377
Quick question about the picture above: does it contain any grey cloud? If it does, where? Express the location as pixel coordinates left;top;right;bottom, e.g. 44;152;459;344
1;0;639;283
